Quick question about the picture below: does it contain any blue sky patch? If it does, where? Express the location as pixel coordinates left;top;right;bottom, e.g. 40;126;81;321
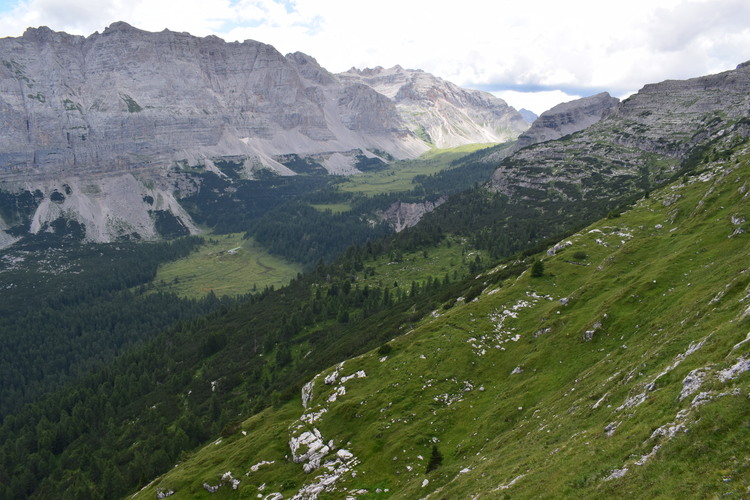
475;83;614;99
0;0;18;13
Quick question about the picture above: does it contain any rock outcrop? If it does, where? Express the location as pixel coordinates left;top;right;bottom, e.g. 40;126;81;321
512;92;619;151
489;63;750;203
339;66;529;148
378;198;446;232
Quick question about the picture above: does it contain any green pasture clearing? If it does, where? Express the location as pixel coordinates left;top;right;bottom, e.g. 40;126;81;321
151;233;302;299
356;237;478;292
338;144;496;196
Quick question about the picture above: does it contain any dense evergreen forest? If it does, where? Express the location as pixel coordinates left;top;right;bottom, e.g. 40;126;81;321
0;143;658;499
0;235;237;417
181;147;506;267
0;224;528;499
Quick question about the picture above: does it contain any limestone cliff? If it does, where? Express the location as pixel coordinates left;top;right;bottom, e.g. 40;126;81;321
512;92;619;151
0;23;527;243
0;22;427;184
339;66;529;148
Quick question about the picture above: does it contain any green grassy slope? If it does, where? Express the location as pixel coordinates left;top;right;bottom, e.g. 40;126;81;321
133;136;750;497
150;233;302;298
337;143;502;197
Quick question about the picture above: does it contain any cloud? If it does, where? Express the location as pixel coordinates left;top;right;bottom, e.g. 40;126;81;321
647;0;750;52
492;90;583;116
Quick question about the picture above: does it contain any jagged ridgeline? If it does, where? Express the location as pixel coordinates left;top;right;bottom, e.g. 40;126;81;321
0;22;527;246
132;117;750;499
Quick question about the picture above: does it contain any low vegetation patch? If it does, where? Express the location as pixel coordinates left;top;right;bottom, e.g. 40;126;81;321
151;233;301;298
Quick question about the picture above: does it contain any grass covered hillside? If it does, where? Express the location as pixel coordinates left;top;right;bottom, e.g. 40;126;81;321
135;131;750;498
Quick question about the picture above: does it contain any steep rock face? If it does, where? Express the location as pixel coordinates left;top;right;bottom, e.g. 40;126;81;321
490;63;750;203
378;198;446;232
0;22;426;183
0;23;434;242
0;23;531;244
512;92;619;151
339;66;529;148
606;62;750;156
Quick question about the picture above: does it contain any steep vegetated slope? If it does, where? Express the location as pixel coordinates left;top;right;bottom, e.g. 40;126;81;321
0;227;496;499
135;125;750;499
1;51;749;500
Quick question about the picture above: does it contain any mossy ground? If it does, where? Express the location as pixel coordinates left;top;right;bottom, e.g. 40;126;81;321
134;143;750;499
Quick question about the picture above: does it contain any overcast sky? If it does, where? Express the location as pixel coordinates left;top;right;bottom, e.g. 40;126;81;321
0;0;749;114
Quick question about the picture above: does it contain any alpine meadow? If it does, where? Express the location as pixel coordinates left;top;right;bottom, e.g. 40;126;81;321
0;22;748;500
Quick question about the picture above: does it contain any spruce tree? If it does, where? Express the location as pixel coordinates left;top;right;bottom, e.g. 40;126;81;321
426;444;443;473
531;259;544;277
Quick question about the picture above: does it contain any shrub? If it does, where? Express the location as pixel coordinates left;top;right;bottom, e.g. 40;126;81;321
377;343;392;356
426;445;443;473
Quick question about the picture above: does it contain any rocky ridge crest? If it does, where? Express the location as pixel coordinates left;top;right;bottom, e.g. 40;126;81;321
490;62;750;202
512;92;620;151
339;66;528;148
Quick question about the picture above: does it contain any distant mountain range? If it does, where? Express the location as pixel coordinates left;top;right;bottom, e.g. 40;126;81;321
339;65;528;148
518;108;538;123
0;22;529;245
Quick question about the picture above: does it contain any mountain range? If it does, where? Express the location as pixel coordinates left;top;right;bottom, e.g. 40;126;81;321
127;60;750;499
0;22;527;246
0;22;749;500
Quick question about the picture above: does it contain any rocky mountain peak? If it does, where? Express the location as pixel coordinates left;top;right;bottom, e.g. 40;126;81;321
339;66;528;148
513;92;620;151
285;51;336;85
102;21;141;34
518;108;538;123
20;24;82;45
489;63;750;208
